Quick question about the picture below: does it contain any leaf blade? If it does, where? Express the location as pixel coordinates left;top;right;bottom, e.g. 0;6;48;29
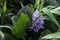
41;32;60;39
42;8;60;28
12;13;29;38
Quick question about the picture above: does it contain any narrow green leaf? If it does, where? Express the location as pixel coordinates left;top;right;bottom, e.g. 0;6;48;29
41;32;60;39
0;30;4;40
1;0;7;24
46;5;56;9
50;10;60;15
11;16;19;24
41;16;50;20
40;0;45;9
0;25;11;29
42;8;60;28
48;0;58;6
34;0;40;10
12;13;29;38
38;29;52;40
3;0;7;13
53;7;60;11
20;2;24;8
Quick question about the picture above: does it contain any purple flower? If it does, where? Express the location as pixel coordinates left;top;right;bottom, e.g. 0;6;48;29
30;10;44;32
32;10;39;22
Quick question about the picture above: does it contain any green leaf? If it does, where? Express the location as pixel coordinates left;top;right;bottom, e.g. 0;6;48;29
20;2;24;8
40;0;45;9
38;29;52;40
41;32;60;39
1;0;7;24
34;0;40;10
48;0;58;6
51;38;59;40
53;7;60;11
42;8;60;28
46;5;56;9
41;16;50;20
11;15;19;24
18;5;33;21
2;0;7;13
25;5;33;21
0;25;11;30
50;10;60;15
12;13;29;38
0;30;4;40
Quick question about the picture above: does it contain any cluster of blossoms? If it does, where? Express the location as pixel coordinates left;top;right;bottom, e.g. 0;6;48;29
30;10;44;32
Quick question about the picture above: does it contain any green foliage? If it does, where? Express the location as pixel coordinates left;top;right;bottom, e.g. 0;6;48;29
18;5;33;21
0;30;4;40
41;32;60;40
0;0;60;40
1;0;7;25
11;15;19;24
48;0;58;6
34;0;40;10
40;0;45;10
2;0;7;13
12;13;29;38
42;8;60;28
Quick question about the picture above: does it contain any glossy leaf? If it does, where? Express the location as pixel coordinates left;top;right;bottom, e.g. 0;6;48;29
41;32;60;39
0;25;11;29
0;30;4;40
42;8;60;28
53;7;60;11
38;29;52;40
50;10;60;15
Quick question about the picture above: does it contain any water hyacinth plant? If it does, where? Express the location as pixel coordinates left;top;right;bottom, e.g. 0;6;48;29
1;0;60;40
30;10;44;32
